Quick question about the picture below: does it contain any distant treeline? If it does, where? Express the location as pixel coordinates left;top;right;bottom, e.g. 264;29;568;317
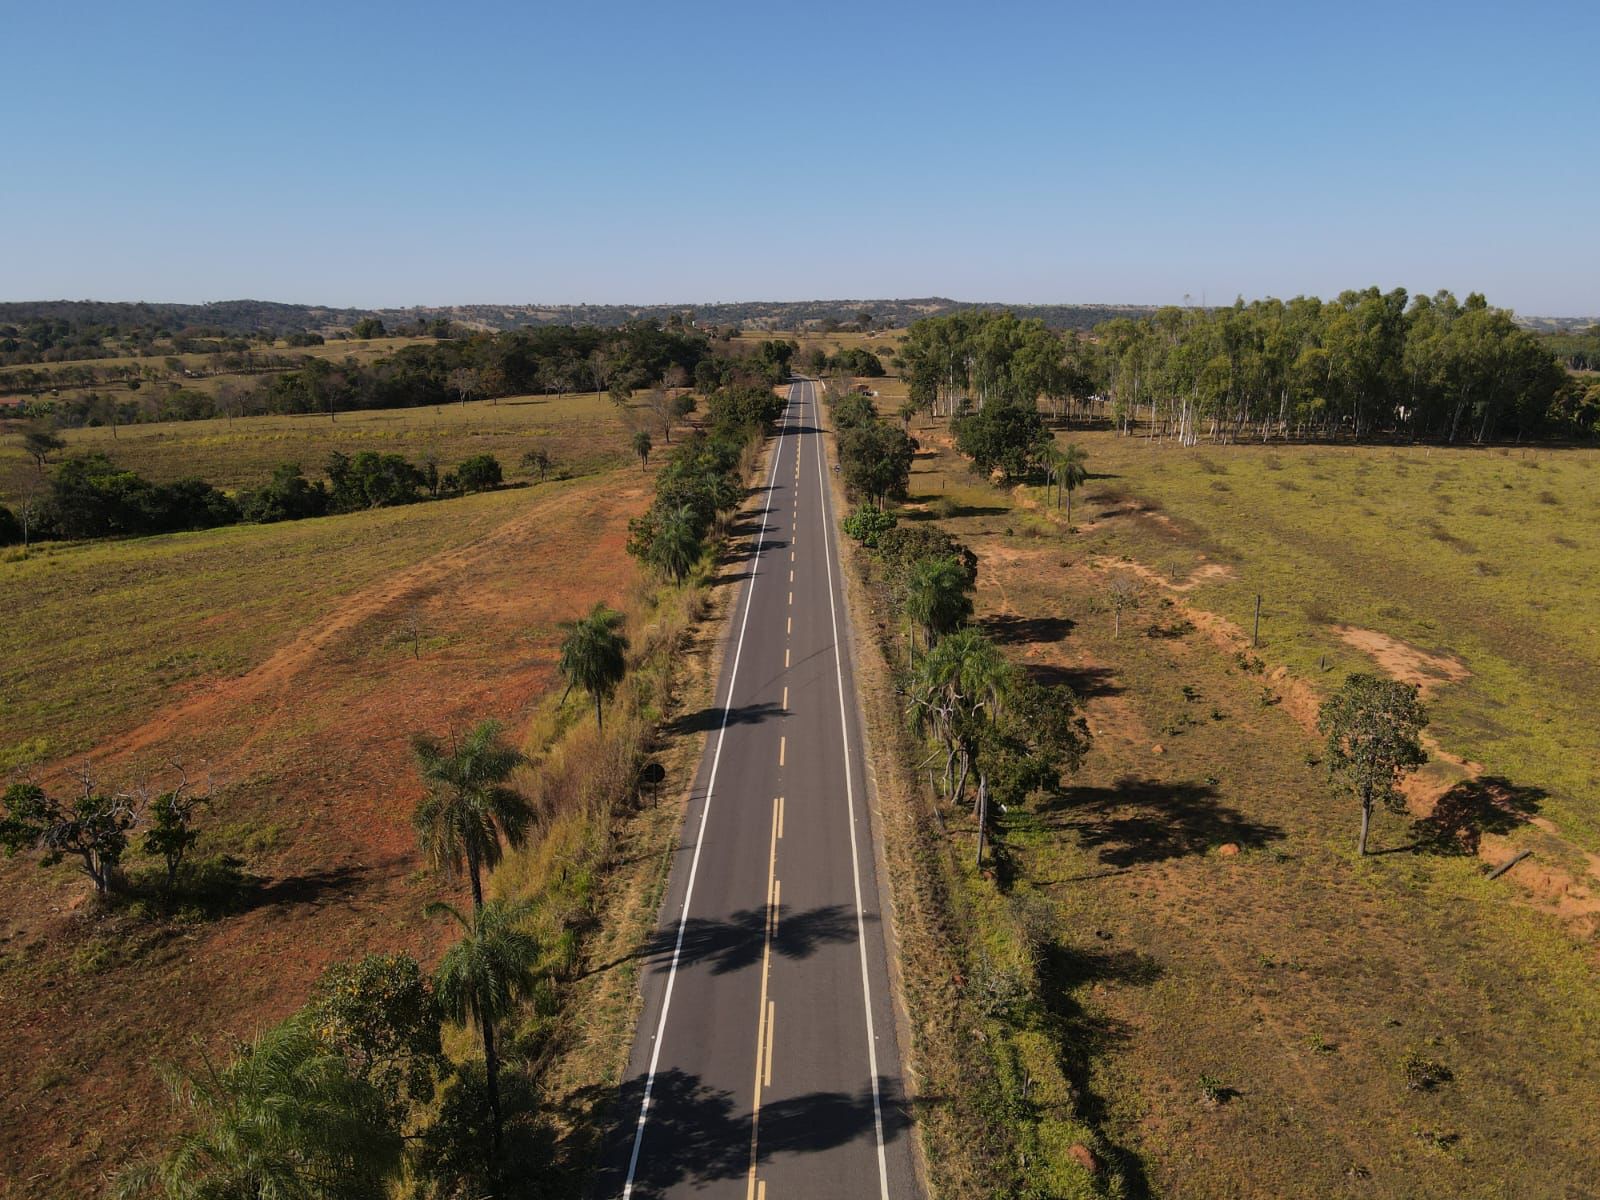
0;298;1165;366
9;324;803;428
899;289;1598;443
0;448;511;546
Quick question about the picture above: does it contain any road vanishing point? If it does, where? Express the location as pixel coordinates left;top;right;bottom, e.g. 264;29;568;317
600;380;920;1198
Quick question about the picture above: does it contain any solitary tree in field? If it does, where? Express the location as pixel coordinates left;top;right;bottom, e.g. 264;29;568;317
429;899;541;1154
520;447;554;482
557;604;629;732
1107;574;1140;638
1055;442;1089;524
22;427;65;472
448;367;482;407
1318;673;1428;855
411;721;532;912
632;430;653;470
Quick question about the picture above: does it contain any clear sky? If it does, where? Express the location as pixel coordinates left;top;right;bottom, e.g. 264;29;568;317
3;0;1596;314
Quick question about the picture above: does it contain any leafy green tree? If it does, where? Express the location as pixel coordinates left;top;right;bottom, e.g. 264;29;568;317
557;603;629;730
305;953;443;1123
324;450;424;511
115;1017;402;1200
841;505;897;548
455;453;502;493
238;462;329;523
954;400;1049;482
903;554;974;654
22;427;65;471
351;316;387;339
838;419;915;508
519;447;554;482
142;776;206;891
1;774;137;897
411;720;533;912
1318;674;1429;855
0;503;21;547
428;899;542;1153
632;429;653;469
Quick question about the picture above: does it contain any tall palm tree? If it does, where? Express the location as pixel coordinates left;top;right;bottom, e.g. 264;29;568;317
910;628;1012;866
116;1018;401;1200
903;554;973;658
412;720;533;912
1057;442;1089;524
652;504;703;582
429;899;542;1153
558;603;629;731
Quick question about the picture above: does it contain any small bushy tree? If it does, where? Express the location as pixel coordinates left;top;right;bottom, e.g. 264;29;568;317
1319;673;1428;855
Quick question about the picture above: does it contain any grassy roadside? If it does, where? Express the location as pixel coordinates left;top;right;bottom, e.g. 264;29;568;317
821;398;1112;1199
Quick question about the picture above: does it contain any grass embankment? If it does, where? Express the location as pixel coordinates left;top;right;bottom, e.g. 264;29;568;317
0;389;632;502
882;418;1600;1197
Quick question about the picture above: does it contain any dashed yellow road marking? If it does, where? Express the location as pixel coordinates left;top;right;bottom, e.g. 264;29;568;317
786;616;791;635
784;648;790;668
778;736;785;767
781;686;788;710
747;799;783;1198
788;591;793;606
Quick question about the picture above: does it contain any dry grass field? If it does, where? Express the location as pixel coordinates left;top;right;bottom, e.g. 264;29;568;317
0;388;635;503
886;415;1600;1197
0;392;664;1196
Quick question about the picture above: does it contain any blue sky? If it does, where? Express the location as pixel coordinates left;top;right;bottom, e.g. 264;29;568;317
2;0;1596;314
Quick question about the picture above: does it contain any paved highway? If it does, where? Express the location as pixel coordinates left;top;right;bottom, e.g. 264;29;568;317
601;379;919;1198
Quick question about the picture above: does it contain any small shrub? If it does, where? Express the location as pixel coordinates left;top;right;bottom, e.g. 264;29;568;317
969;952;1030;1021
1400;1051;1453;1092
1198;1074;1236;1106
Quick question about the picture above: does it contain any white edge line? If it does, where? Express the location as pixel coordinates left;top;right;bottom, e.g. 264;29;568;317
812;379;893;1197
621;385;793;1197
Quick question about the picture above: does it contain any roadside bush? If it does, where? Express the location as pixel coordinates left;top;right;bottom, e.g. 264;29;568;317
843;505;897;547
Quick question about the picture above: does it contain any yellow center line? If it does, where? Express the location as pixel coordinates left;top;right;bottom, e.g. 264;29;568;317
747;799;783;1198
786;616;791;635
781;686;788;710
784;647;790;668
790;569;794;583
788;591;793;606
778;736;786;766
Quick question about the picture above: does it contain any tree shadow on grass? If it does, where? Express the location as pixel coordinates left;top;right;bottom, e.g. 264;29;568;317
1025;662;1123;698
1043;776;1284;867
1032;939;1161;1198
1408;775;1546;855
979;613;1077;645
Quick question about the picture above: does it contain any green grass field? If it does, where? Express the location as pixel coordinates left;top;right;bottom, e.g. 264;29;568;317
891;421;1600;1197
1036;432;1600;860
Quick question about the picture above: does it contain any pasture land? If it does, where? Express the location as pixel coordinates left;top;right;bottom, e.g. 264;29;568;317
0;388;635;502
891;419;1600;1197
0;422;655;1194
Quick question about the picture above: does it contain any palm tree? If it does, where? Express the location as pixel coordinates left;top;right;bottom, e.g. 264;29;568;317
429;899;541;1153
412;720;533;912
1057;442;1089;524
903;554;973;658
116;1018;401;1200
558;603;629;731
651;504;703;582
632;430;652;470
909;628;1012;866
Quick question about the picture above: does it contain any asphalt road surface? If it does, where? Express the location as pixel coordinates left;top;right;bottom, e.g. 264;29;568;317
600;380;919;1199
